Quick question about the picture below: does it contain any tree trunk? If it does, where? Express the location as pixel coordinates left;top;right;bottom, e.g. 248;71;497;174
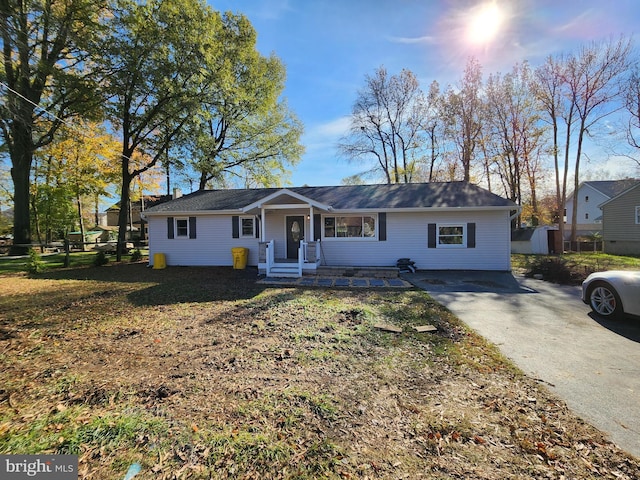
9;129;33;255
570;122;587;243
199;171;208;191
117;153;133;262
77;194;86;252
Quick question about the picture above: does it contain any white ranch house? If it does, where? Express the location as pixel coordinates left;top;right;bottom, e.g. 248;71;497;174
143;182;518;277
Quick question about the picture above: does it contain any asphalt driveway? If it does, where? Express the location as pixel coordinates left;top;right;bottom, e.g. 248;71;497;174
403;270;640;459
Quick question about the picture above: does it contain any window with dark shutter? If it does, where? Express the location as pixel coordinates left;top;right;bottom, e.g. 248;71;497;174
189;217;197;239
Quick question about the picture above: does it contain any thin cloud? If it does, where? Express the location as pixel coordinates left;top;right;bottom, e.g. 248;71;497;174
308;116;351;139
250;0;294;21
554;9;597;35
388;35;439;45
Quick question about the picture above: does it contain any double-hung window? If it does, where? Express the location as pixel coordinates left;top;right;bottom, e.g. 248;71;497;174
428;222;475;249
437;225;465;246
241;217;255;237
175;218;189;237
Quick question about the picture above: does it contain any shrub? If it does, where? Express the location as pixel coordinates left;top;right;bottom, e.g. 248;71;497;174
130;249;143;262
26;248;46;274
93;251;109;267
524;256;576;284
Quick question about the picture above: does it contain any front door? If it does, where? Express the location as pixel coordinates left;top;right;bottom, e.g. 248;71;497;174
286;216;304;259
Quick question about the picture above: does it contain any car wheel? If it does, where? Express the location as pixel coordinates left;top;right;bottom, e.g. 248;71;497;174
588;281;623;318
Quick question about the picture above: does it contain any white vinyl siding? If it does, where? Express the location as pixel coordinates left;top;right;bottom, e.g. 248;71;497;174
565;184;609;226
148;209;512;271
149;215;259;266
318;210;510;271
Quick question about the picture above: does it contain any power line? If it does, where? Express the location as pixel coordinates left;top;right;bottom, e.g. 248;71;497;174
0;80;76;131
0;80;136;164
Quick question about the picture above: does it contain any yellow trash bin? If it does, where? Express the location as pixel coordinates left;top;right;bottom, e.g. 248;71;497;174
153;253;166;269
232;247;249;269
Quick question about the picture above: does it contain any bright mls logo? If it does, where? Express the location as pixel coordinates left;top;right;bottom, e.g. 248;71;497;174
1;455;78;479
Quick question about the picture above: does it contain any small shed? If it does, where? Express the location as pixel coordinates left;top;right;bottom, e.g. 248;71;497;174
511;226;559;254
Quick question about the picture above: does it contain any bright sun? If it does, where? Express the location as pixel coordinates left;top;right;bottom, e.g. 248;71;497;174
467;2;504;45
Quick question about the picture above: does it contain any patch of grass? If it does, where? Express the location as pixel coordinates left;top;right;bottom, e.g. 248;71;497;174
0;406;166;456
0;251;147;275
513;253;640;284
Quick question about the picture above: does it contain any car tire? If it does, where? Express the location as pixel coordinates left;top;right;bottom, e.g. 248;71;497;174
588;281;623;318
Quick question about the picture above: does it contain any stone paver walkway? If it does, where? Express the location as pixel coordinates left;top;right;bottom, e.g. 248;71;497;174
257;276;412;288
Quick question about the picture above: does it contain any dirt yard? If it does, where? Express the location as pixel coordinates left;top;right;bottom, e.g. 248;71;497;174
1;263;638;479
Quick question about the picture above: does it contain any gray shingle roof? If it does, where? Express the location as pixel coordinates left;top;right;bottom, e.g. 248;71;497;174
144;182;516;214
583;179;640;199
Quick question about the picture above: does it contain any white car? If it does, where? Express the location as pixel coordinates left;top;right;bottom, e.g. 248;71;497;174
582;270;640;318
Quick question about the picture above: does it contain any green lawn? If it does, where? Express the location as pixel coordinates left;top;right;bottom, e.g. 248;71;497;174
0;250;148;274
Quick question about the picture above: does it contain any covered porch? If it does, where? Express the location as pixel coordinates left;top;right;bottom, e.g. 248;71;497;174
242;189;331;278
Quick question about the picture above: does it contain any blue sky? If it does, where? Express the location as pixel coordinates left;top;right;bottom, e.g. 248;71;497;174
209;0;640;187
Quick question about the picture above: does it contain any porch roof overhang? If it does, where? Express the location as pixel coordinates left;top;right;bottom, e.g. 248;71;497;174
241;188;333;214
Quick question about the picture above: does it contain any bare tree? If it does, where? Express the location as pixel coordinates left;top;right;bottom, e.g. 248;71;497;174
443;57;485;182
622;66;640;167
565;37;633;242
485;62;545;226
339;67;426;184
535;54;577;245
420;80;447;182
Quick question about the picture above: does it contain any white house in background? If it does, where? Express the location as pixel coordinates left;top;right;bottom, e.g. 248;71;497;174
565;179;640;239
142;182;518;277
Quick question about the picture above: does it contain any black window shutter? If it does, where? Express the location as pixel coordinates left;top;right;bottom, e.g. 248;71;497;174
467;222;476;248
313;214;321;241
232;216;239;238
378;212;387;241
167;217;174;239
428;223;436;248
255;216;260;238
189;217;197;239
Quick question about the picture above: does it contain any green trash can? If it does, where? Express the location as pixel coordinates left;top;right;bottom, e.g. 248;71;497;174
232;247;249;269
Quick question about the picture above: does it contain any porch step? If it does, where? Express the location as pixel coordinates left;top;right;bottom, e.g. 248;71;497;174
268;265;301;278
315;266;399;278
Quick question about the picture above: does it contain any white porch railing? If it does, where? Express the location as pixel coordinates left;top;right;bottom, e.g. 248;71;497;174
265;239;275;274
297;240;307;276
262;239;318;277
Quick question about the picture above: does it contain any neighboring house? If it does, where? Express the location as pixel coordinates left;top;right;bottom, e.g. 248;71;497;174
68;228;112;246
106;194;174;240
600;182;640;255
511;226;560;254
565;179;640;240
143;182;518;276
